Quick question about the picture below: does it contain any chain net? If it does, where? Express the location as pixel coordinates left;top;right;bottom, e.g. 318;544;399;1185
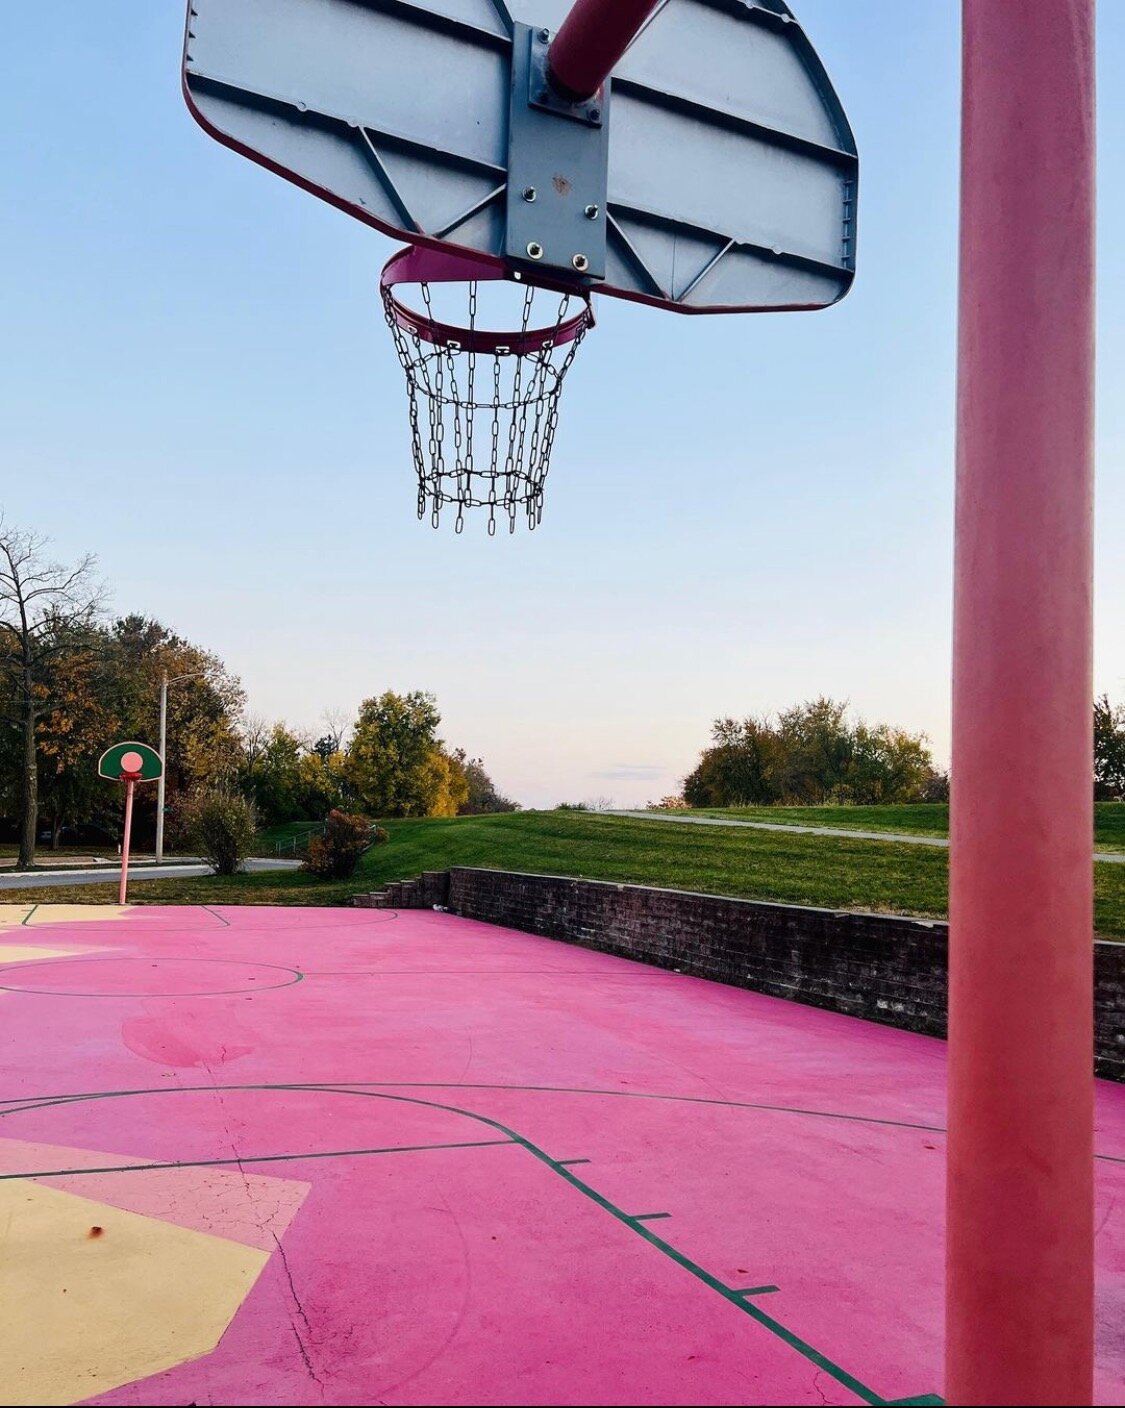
381;276;591;534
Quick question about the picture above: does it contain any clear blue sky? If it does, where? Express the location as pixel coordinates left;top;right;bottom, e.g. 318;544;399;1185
2;2;1123;808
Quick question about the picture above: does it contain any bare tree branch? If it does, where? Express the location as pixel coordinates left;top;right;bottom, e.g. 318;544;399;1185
321;705;353;753
0;514;108;867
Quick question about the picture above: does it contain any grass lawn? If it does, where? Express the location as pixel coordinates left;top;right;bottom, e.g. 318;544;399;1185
3;809;1125;940
255;820;326;855
675;801;1125;851
1;823;318;868
678;804;952;835
0;844;120;860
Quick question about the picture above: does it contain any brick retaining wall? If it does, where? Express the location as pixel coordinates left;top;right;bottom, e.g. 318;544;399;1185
423;868;1123;1080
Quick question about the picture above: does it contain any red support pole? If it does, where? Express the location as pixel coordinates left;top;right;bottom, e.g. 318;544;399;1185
547;0;663;102
118;778;136;906
948;1;1096;1403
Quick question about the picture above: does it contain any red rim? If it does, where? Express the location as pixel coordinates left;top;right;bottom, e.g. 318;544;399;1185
380;245;594;355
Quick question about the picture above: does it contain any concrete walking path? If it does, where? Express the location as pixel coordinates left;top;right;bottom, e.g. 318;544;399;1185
608;809;1125;865
0;858;302;890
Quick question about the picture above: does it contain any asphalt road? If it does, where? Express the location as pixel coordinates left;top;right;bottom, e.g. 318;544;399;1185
0;858;302;891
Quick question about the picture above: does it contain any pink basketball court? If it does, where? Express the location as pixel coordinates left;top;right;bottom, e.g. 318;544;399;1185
0;902;1122;1405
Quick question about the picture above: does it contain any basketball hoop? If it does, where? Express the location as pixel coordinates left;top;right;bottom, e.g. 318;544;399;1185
118;750;145;783
380;245;593;533
96;741;163;903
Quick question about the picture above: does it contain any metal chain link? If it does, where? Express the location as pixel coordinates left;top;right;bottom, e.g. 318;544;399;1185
383;274;591;532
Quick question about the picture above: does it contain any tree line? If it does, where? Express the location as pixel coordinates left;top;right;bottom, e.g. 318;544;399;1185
673;693;1125;810
0;516;514;867
7;515;1124;868
676;698;947;808
238;691;516;828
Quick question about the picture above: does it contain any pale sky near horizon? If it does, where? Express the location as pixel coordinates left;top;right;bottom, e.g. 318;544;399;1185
3;2;1124;809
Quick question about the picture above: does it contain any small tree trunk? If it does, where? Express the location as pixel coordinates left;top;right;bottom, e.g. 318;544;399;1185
18;680;37;870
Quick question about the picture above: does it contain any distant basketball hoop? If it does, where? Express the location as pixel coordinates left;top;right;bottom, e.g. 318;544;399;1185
380;246;593;533
96;741;163;904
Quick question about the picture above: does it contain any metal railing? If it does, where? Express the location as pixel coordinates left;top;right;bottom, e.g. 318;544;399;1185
270;822;328;858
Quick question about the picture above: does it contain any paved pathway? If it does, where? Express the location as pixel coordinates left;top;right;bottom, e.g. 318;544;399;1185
608;810;1125;864
0;858;301;891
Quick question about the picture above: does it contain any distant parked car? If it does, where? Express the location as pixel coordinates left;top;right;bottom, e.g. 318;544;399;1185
57;822;118;847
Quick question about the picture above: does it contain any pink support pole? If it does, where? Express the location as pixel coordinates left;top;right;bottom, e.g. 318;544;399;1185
118;777;136;906
948;1;1096;1403
547;0;663;102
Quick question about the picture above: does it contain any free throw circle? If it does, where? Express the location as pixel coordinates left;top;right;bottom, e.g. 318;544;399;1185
0;957;304;998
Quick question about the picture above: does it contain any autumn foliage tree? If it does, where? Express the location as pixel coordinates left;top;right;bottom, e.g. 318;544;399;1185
682;697;940;807
1094;695;1125;800
346;690;469;818
453;750;519;814
92;616;245;848
108;615;244;793
238;721;350;825
0;577;246;857
35;625;118;848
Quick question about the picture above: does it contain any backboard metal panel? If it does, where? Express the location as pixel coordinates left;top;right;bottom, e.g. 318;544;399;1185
183;0;857;312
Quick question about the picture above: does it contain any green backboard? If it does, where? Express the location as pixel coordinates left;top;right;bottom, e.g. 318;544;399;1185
97;741;163;782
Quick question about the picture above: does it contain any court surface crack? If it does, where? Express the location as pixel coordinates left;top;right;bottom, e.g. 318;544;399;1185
273;1231;321;1386
204;1064;323;1388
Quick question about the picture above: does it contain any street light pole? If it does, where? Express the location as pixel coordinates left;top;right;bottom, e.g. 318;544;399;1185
154;669;208;865
155;673;168;864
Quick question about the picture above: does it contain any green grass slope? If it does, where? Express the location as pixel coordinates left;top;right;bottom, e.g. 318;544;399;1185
677;801;1125;850
4;809;1125;939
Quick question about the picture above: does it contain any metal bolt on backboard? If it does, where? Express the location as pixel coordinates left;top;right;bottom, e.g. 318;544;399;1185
182;0;858;315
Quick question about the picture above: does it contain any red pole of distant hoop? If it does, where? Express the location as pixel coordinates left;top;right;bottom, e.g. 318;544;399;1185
118;777;137;905
948;1;1095;1403
547;0;662;101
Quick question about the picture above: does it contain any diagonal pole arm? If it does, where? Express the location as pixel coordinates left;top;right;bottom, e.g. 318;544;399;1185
547;0;663;102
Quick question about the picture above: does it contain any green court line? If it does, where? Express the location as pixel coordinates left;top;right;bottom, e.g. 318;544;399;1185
0;1078;948;1135
6;1075;1113;1173
0;1137;516;1181
339;1080;951;1136
0;1081;939;1404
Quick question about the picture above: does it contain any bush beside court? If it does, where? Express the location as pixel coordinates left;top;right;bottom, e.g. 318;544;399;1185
181;789;258;875
302;811;384;879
